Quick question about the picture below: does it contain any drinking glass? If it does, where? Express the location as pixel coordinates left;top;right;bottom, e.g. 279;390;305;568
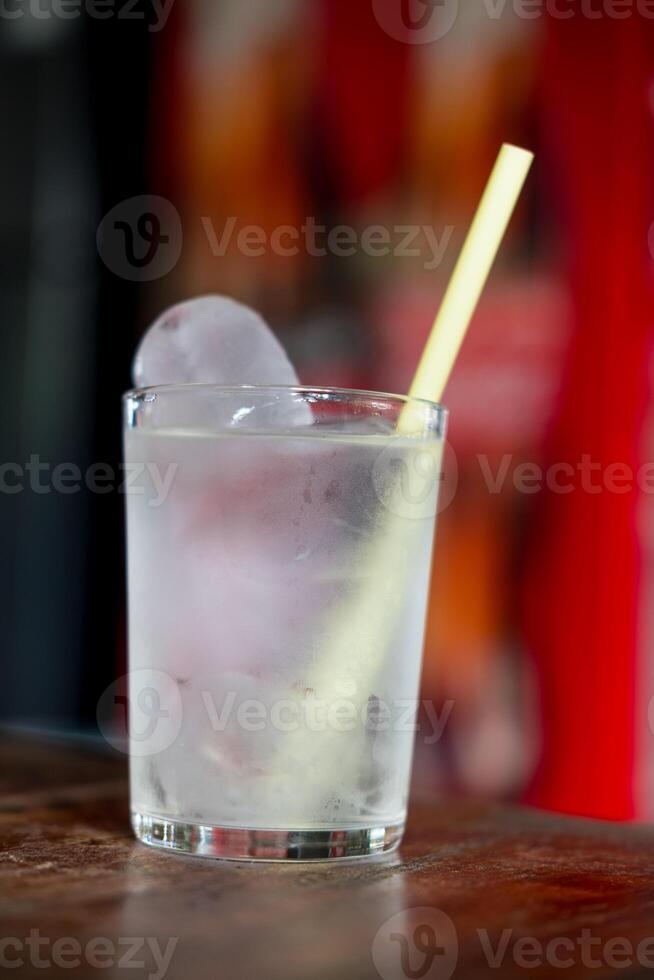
123;385;447;861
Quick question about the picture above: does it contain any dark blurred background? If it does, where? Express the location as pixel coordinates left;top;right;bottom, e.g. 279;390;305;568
1;0;653;822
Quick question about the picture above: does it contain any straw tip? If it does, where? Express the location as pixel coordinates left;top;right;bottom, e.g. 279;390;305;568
501;142;535;164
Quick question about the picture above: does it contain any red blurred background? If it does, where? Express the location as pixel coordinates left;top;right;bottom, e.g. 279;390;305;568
2;0;654;822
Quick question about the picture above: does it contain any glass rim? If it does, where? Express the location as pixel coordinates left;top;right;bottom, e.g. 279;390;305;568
122;382;448;418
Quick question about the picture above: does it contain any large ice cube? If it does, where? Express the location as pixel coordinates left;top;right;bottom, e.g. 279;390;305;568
131;295;311;429
132;295;300;388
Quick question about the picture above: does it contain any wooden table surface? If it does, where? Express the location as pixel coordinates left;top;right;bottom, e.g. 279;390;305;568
2;735;654;980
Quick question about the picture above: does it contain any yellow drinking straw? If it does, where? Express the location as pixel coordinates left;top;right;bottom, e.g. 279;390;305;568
270;144;534;803
317;142;534;696
399;143;534;432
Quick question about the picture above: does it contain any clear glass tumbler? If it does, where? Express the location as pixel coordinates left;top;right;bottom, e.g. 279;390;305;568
123;385;447;861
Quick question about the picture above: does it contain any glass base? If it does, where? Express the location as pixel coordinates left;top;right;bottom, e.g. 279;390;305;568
132;810;404;862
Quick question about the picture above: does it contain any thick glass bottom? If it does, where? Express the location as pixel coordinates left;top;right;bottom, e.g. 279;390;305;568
132;810;404;862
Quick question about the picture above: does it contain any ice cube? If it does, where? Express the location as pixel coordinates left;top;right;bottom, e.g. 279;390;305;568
132;295;311;429
132;295;300;388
